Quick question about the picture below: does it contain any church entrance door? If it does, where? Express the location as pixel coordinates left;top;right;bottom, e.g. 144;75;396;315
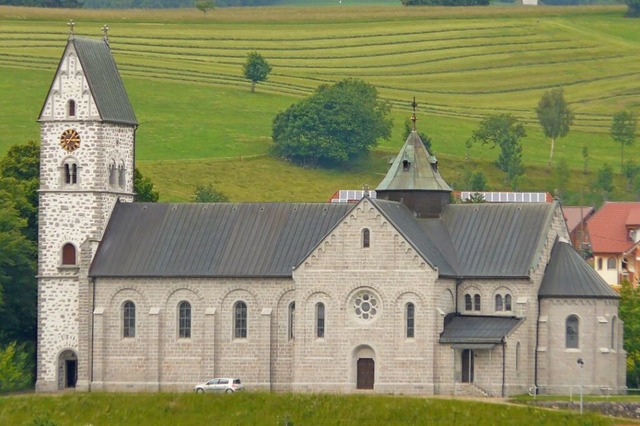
58;350;78;389
461;349;474;383
357;358;375;389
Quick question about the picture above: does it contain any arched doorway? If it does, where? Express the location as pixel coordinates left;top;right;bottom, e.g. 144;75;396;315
58;350;78;390
354;345;375;390
461;349;474;383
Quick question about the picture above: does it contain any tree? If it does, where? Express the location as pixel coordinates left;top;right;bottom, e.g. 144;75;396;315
610;110;637;170
620;279;640;388
403;119;431;151
193;183;228;202
626;0;640;16
272;78;392;167
554;157;571;200
243;52;272;93
595;163;614;200
134;168;159;202
467;113;526;189
0;341;34;393
195;0;214;15
622;160;640;191
536;88;574;166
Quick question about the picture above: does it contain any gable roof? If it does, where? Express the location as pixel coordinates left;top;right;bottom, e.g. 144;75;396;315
439;315;523;344
562;206;594;234
587;202;640;254
90;202;353;278
39;37;137;125
539;239;619;299
376;131;451;192
441;202;556;278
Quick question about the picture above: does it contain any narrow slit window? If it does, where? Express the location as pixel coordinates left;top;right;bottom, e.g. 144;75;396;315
474;294;481;311
316;303;325;338
465;294;472;311
406;303;415;338
566;315;579;349
123;301;136;338
362;228;370;248
234;301;247;339
495;295;503;312
68;99;76;117
178;301;191;338
288;302;295;340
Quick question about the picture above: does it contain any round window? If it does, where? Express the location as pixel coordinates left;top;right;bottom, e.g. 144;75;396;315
353;291;379;321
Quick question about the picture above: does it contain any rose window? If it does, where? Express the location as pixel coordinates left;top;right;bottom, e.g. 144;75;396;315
353;292;378;321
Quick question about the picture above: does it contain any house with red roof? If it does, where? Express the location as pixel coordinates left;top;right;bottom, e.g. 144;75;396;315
586;202;640;287
562;206;595;251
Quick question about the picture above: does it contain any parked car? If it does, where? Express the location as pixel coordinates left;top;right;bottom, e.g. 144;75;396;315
194;378;244;393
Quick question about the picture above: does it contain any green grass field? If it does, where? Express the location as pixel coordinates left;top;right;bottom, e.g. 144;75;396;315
0;5;638;202
0;392;622;425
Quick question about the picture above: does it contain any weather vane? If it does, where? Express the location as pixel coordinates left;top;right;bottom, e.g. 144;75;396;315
102;24;110;45
67;20;75;39
411;96;418;131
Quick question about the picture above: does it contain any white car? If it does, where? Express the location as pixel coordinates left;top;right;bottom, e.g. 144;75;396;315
194;378;244;393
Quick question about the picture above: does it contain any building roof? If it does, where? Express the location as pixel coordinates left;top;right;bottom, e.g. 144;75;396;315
587;202;640;254
90;202;353;278
439;315;523;344
562;206;594;235
376;131;451;192
539;239;619;299
40;37;137;125
441;203;556;278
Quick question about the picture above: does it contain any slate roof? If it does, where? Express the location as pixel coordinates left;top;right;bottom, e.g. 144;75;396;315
89;202;353;278
539;239;619;299
439;315;523;344
39;37;137;125
376;131;451;192
441;203;556;278
587;202;640;254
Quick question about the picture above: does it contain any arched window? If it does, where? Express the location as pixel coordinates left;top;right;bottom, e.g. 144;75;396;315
516;342;521;372
465;294;472;311
288;302;295;340
495;295;503;312
406;303;415;338
611;316;617;350
118;161;126;188
362;228;370;249
62;243;76;265
607;257;616;270
68;99;76;117
64;162;78;185
566;315;579;349
403;160;410;172
474;294;481;311
505;294;512;311
234;301;247;339
109;161;116;186
316;303;325;338
123;301;136;338
178;301;191;338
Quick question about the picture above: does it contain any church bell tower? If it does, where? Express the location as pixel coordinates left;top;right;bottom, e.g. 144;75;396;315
36;24;138;391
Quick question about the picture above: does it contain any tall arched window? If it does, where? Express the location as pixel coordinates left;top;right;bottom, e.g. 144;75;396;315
607;257;616;270
118;161;126;188
566;315;579;349
109;160;116;186
465;294;472;311
178;301;191;338
406;303;415;338
474;294;481;311
316;303;325;338
505;294;512;311
288;302;295;340
68;99;76;117
123;301;136;338
495;295;503;311
362;228;370;248
64;162;78;185
62;243;76;265
611;316;617;350
234;301;247;339
516;342;521;372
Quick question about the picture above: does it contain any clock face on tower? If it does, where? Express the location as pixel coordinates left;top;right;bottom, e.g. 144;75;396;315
60;129;81;152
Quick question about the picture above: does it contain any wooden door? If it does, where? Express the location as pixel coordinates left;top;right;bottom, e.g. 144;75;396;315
461;349;474;383
357;358;375;389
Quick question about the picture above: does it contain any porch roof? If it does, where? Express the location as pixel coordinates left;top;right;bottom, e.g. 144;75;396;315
439;315;523;345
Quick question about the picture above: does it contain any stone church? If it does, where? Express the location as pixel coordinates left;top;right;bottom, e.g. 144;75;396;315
36;33;626;396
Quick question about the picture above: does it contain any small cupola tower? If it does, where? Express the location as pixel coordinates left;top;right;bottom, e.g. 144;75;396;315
36;23;138;392
376;98;452;218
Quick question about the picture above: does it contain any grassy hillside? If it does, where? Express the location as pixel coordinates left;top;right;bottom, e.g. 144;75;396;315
0;5;637;202
0;392;619;425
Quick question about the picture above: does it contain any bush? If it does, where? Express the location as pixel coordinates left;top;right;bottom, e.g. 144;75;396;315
0;341;34;393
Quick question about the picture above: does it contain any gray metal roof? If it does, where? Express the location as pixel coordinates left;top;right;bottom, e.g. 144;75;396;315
442;203;555;278
376;131;452;192
40;37;137;125
90;202;353;278
539;239;619;299
439;315;523;344
371;199;457;275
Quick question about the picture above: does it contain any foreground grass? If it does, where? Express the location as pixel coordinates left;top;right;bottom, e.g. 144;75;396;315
0;392;620;426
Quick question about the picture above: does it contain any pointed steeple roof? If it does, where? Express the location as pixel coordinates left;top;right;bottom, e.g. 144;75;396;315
376;130;452;192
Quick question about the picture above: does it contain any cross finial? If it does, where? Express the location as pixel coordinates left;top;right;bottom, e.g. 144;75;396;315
102;25;110;46
67;20;76;39
411;96;418;131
